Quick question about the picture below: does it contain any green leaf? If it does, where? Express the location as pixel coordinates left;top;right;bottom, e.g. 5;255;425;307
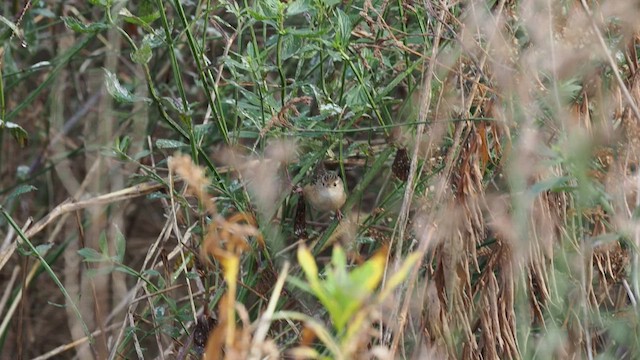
160;96;189;114
115;264;138;276
142;269;162;278
34;243;53;257
114;227;126;263
287;0;312;15
321;0;341;6
0;119;28;147
253;0;281;19
33;8;56;19
133;150;151;160
103;69;148;103
288;28;324;38
5;184;37;203
559;78;583;102
131;42;152;64
61;16;109;33
529;176;571;195
86;266;117;278
330;245;347;269
156;139;188;149
78;247;106;263
286;275;313;293
99;232;109;255
0;14;24;42
88;0;112;7
334;9;351;49
118;7;159;29
140;31;166;49
280;34;304;60
298;244;329;308
194;124;214;142
138;0;159;21
298;244;319;282
377;59;422;100
19;243;53;257
348;248;385;293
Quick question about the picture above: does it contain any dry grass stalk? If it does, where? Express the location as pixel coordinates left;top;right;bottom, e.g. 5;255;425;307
168;154;280;359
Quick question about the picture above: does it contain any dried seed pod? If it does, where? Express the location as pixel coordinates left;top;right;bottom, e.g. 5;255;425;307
392;147;410;181
193;315;217;351
294;193;308;238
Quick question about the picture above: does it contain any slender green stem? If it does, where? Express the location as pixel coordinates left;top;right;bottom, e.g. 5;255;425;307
172;0;230;144
276;16;286;107
1;207;93;340
155;0;189;114
341;49;389;135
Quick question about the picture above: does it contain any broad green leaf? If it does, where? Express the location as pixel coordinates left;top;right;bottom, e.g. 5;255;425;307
348;247;386;293
334;9;351;49
194;124;214;141
298;244;331;306
78;247;106;262
160;96;189;114
321;0;341;6
156;139;188;149
119;7;159;28
343;308;370;345
142;269;162;278
330;245;347;269
287;28;323;37
103;69;137;103
297;244;319;282
61;16;109;33
0;119;28;147
559;78;583;102
138;0;159;21
280;34;303;60
131;42;152;64
88;0;112;7
253;0;281;19
34;243;53;257
287;0;312;15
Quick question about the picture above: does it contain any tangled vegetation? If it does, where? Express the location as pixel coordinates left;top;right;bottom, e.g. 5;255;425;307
2;0;640;359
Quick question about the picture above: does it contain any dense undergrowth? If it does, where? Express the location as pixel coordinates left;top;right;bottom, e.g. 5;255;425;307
2;0;640;359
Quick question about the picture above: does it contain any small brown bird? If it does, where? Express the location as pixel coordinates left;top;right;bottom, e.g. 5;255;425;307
302;170;347;216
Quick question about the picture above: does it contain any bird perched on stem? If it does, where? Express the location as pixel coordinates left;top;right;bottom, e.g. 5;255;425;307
297;167;346;219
